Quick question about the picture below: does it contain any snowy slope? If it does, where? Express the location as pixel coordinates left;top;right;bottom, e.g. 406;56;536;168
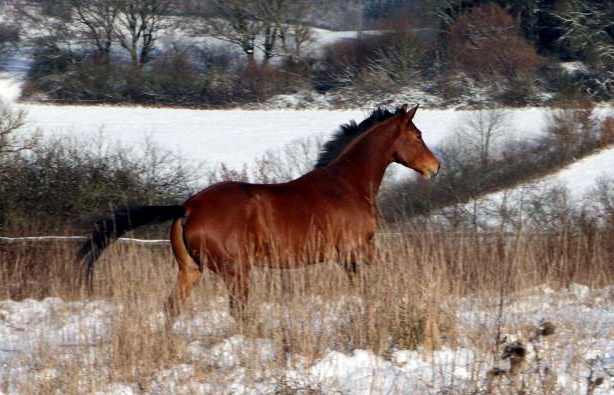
437;144;614;230
489;146;614;203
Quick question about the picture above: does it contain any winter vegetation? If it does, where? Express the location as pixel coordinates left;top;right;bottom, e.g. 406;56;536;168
2;0;614;394
0;0;613;108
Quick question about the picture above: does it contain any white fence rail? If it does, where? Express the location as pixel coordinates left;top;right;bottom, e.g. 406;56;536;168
0;236;170;245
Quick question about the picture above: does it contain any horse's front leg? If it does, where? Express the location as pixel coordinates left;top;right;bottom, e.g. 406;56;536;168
220;264;251;324
340;240;376;287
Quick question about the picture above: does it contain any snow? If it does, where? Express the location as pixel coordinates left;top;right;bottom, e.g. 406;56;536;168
0;298;115;353
0;50;30;103
309;28;380;46
3;286;614;394
560;61;590;75
494;145;614;202
3;102;560;184
438;141;614;230
171;297;235;339
305;348;475;394
456;285;614;394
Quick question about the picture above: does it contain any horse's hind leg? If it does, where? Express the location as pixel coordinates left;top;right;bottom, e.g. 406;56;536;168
166;264;202;317
165;218;202;321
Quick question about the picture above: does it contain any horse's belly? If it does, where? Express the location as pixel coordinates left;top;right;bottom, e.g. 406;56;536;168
250;231;338;269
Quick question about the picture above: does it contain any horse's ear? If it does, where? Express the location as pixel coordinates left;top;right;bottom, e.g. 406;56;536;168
405;104;419;121
403;104;418;124
400;104;409;113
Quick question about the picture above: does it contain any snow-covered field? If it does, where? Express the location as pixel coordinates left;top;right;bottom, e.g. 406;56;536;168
460;145;614;226
11;105;555;175
2;285;614;394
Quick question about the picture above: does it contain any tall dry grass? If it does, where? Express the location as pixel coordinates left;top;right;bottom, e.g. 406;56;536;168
1;223;613;393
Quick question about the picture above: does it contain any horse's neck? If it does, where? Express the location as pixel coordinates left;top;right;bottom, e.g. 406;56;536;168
327;122;397;200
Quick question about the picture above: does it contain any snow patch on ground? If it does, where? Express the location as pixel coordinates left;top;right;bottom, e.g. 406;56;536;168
560;61;590;75
3;285;614;394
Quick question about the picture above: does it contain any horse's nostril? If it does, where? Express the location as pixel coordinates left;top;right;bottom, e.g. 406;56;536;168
427;164;440;178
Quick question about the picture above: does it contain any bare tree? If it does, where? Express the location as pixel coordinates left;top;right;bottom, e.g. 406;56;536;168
114;0;171;67
0;23;20;60
588;176;614;226
554;0;614;65
278;0;314;61
207;0;260;64
0;101;37;157
69;0;119;64
0;1;20;61
256;0;283;63
553;0;614;96
207;0;313;65
425;0;462;31
456;109;509;167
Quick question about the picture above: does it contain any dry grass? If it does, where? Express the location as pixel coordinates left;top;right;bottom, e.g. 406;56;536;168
1;226;613;394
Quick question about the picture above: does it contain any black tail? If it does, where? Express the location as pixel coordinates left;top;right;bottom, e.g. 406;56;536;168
77;205;186;291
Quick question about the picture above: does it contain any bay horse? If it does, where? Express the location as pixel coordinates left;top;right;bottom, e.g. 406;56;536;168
77;104;440;321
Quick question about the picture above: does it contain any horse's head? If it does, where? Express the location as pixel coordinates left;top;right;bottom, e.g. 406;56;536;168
392;104;440;179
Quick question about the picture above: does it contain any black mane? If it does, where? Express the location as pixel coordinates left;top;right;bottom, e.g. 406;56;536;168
315;106;405;168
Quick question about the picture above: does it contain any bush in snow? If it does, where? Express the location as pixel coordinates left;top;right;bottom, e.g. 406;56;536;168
312;29;431;93
0;133;197;235
448;3;540;82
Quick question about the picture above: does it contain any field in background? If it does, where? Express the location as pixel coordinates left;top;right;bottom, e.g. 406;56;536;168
2;225;614;394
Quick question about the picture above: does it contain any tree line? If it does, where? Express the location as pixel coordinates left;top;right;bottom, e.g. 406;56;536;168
0;0;612;106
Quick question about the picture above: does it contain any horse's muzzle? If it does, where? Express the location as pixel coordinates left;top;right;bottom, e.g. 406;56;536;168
423;163;440;179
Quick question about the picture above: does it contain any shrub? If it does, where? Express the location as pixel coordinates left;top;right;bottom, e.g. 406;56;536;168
0;134;198;234
0;101;35;157
22;40;304;107
449;3;540;81
496;74;539;106
313;30;430;92
546;66;588;105
602;117;614;146
232;63;305;103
